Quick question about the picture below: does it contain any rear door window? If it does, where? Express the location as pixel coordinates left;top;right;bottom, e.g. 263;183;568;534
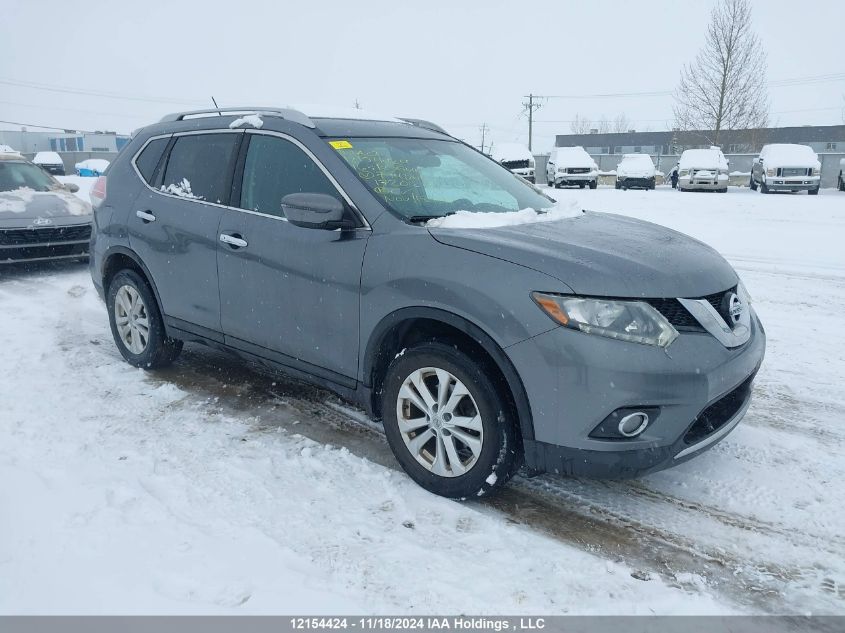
160;133;240;204
238;134;339;218
135;137;169;185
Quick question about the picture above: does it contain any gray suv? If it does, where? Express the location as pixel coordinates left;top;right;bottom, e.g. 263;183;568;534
90;107;766;498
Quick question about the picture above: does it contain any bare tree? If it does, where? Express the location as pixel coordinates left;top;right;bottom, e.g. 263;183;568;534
596;116;611;134
570;114;592;135
673;0;769;144
612;113;632;134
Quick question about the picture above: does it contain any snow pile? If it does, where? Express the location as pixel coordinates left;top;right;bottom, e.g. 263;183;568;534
229;114;264;129
33;151;63;165
426;198;582;229
0;186;91;216
0;144;20;156
679;149;728;170
759;144;819;168
161;178;201;199
550;146;598;169
491;142;533;163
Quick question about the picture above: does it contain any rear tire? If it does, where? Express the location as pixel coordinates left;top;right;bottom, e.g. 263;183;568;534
107;269;182;369
381;342;521;499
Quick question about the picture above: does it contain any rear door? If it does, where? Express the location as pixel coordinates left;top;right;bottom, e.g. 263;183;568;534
128;131;241;338
217;131;370;383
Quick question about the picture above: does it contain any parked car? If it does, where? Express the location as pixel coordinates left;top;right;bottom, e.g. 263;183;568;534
547;146;598;189
75;158;110;177
90;107;765;499
678;148;729;193
750;144;820;195
490;142;535;183
839;158;845;192
0;153;92;264
615;154;656;190
32;151;66;176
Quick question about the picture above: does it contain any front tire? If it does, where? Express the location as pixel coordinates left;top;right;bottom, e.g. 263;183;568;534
381;342;521;499
760;180;770;194
588;179;597;189
107;269;182;369
808;187;819;195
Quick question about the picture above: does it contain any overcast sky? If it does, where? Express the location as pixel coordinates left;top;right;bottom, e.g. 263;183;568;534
1;0;842;152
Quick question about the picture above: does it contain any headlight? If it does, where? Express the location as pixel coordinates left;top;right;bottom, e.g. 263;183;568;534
679;169;689;177
531;293;678;347
766;168;775;177
812;167;820;176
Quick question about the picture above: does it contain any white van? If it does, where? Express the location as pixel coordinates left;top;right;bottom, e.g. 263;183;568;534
678;147;729;193
546;146;598;189
491;142;535;183
750;144;821;195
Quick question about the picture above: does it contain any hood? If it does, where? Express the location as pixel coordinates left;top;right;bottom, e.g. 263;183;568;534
0;187;92;224
428;212;737;298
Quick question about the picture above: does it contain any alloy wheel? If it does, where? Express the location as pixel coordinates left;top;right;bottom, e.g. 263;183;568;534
114;284;150;354
395;367;484;477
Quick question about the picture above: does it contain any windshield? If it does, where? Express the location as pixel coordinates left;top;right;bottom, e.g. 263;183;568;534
329;137;553;220
0;161;59;193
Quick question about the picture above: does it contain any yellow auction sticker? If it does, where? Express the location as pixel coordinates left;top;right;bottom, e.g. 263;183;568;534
329;140;353;150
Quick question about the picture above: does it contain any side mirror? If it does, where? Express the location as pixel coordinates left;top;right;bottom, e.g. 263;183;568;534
64;182;80;193
281;192;354;230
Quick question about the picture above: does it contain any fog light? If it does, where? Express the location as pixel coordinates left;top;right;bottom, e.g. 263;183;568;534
618;412;649;437
589;407;659;440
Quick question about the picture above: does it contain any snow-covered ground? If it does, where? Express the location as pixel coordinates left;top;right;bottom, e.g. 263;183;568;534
1;185;844;615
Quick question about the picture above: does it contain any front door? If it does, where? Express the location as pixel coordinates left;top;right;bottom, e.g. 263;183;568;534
128;131;241;336
217;132;369;382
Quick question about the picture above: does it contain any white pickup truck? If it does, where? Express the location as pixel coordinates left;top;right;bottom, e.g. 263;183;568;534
546;146;599;189
750;144;821;195
678;147;729;193
491;142;535;183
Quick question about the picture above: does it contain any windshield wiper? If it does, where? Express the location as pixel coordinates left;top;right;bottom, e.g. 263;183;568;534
407;213;454;224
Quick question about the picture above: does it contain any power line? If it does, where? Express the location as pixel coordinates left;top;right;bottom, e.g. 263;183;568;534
0;77;206;106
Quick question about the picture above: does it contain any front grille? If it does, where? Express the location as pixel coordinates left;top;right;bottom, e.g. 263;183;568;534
502;159;530;170
0;224;91;246
567;167;590;174
646;286;736;331
780;167;810;177
683;375;754;445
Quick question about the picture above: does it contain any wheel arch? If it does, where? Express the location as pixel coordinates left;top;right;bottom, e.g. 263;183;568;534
364;306;535;441
101;246;165;316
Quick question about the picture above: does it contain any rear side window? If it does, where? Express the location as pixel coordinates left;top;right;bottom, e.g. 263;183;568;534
134;137;169;185
238;135;338;217
161;133;240;204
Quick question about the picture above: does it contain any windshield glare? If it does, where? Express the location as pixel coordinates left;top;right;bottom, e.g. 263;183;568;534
330;137;553;220
0;161;59;193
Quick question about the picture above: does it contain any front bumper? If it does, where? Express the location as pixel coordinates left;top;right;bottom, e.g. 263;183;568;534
551;171;597;185
679;174;728;190
507;312;766;477
617;176;655;189
764;176;819;191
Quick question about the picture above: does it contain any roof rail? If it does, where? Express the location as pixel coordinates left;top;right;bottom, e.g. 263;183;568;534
400;118;450;135
159;107;315;129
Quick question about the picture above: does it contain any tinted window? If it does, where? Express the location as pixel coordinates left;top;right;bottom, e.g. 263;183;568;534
161;134;239;204
135;137;169;185
239;135;338;217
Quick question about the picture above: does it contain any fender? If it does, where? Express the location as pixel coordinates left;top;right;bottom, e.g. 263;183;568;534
99;245;166;317
364;306;535;440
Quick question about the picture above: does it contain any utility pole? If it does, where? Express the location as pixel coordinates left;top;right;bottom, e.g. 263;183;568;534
479;123;489;153
522;94;543;151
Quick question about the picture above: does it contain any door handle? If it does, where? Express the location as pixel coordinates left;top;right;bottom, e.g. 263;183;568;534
136;210;156;223
219;233;248;249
